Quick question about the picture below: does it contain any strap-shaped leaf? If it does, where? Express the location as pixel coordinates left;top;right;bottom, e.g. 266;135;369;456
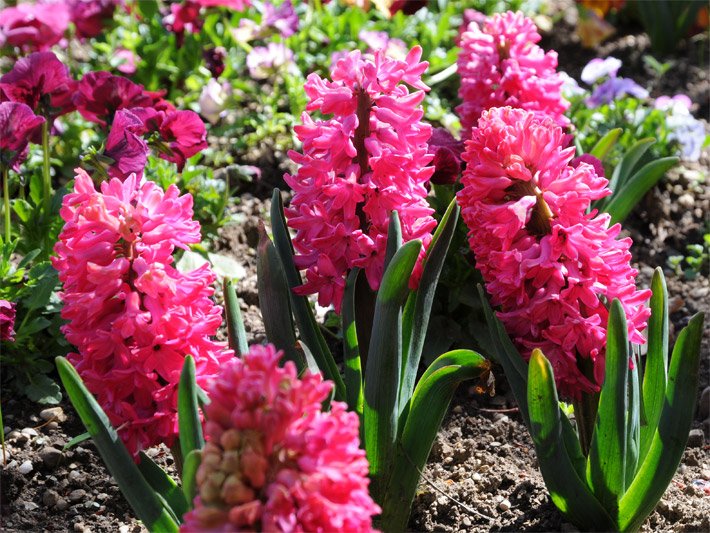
56;357;180;532
605;156;678;225
478;286;530;424
586;300;629;516
257;226;304;370
400;199;459;412
178;356;204;462
384;350;488;531
625;350;641;485
269;189;345;400
223;278;248;356
527;350;616;531
590;128;622;161
342;268;364;415
363;239;421;502
137;451;189;520
384;211;402;272
182;449;202;506
639;268;668;460
606;137;655;198
618;312;704;532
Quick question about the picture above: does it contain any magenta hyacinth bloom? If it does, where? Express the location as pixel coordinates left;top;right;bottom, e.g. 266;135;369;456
73;71;152;126
0;2;70;51
103;109;149;180
0;300;17;342
0;51;76;120
0;102;46;171
53;169;231;455
457;11;569;138
181;344;380;532
457;107;651;398
68;0;120;39
284;46;436;311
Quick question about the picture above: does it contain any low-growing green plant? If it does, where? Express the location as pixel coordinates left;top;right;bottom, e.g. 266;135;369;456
480;269;704;532
632;0;706;54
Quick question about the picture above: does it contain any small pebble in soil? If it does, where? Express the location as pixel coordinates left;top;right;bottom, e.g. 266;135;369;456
69;489;87;502
39;407;67;422
498;498;512;512
56;499;69;511
43;489;60;507
18;460;33;474
21;427;38;438
472;472;482;482
687;428;705;448
701;469;710;481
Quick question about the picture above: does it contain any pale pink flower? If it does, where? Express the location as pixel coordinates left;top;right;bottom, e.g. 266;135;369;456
457;11;569;138
181;344;380;532
284;47;436;311
53;169;231;455
457;107;650;398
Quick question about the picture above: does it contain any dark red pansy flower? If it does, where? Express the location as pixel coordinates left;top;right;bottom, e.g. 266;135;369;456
104;109;149;180
0;300;17;342
73;71;152;125
428;127;464;185
69;0;120;39
388;0;427;15
0;2;70;51
203;46;226;78
0;51;76;120
157;110;207;170
163;0;202;46
571;153;606;178
0;101;46;171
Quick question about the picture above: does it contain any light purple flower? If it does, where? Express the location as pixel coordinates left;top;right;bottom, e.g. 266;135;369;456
246;42;294;80
198;78;232;124
655;95;706;162
261;0;298;37
654;94;693;113
581;57;622;84
114;48;139;75
587;77;648;107
358;30;407;59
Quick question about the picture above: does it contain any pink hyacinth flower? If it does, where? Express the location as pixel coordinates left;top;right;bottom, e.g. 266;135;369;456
53;169;231;455
181;344;380;532
457;107;650;398
284;46;436;312
0;101;46;172
457;11;569;138
0;51;76;120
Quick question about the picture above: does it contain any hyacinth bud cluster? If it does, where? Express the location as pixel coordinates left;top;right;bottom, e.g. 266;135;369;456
53;169;231;455
457;11;569;138
457;107;651;398
181;344;379;532
284;46;437;311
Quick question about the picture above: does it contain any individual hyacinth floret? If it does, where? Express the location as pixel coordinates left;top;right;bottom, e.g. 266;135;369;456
53;169;231;455
457;107;651;398
284;46;437;311
457;11;569;138
181;343;380;532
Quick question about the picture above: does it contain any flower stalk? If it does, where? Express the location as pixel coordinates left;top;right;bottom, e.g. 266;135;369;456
2;167;10;242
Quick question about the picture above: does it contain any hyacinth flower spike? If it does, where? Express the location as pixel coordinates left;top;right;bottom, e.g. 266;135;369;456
460;108;704;531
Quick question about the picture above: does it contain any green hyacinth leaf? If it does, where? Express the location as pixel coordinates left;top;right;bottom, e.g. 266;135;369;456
527;350;616;531
178;355;204;463
223;278;249;356
586;300;630;517
137;451;189;520
639;268;669;461
400;199;459;413
56;357;180;532
269;189;345;400
363;239;420;503
385;350;489;531
619;312;704;532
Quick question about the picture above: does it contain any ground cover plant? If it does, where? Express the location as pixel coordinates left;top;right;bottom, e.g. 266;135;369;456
1;1;708;532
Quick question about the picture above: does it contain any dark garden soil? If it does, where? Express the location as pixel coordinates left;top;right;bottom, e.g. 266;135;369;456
2;3;709;532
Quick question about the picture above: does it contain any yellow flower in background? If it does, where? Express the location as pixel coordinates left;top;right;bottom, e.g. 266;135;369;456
577;6;616;47
578;0;626;18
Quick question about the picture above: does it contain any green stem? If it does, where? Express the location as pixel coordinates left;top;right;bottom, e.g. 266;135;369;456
2;167;10;242
42;120;52;214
